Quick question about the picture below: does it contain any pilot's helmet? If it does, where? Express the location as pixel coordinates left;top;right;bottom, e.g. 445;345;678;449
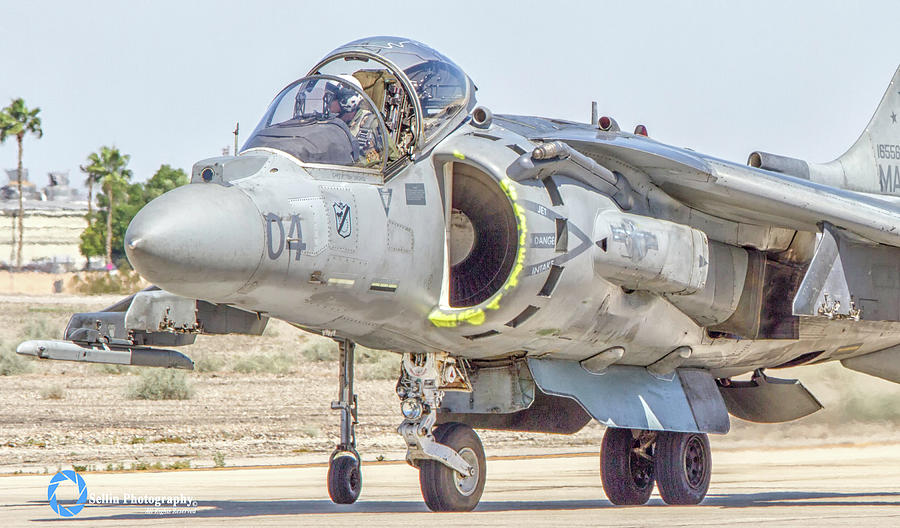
328;74;364;113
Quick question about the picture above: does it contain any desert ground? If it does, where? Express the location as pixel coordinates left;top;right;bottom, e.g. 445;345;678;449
1;292;900;477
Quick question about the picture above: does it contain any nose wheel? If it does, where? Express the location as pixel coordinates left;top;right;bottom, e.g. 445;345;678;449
418;422;486;512
328;338;362;504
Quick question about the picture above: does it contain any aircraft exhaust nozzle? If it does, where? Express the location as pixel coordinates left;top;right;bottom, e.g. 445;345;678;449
17;340;194;370
124;184;264;301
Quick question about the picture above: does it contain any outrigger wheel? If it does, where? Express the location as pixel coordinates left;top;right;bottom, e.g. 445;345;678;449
328;449;362;504
328;338;362;504
418;422;486;512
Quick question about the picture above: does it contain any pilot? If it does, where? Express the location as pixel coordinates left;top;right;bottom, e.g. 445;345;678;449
327;76;383;166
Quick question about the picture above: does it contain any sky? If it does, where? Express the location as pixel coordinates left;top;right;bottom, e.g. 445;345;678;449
1;0;898;190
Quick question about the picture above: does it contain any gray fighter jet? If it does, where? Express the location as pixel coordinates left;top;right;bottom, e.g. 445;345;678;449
18;36;900;510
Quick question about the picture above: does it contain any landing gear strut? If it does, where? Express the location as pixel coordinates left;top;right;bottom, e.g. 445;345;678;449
600;428;711;505
396;353;485;511
327;338;362;504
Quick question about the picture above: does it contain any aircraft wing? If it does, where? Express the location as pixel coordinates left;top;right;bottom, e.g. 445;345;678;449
495;115;900;248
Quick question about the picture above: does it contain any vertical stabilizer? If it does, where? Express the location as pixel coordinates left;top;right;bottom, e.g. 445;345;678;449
808;66;900;194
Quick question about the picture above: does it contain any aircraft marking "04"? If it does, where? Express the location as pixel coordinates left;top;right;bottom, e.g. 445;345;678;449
265;213;306;260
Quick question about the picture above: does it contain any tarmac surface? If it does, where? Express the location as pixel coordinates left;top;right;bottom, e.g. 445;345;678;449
2;443;899;527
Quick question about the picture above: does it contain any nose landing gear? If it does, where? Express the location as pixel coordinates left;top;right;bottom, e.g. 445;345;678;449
397;353;485;511
327;338;362;504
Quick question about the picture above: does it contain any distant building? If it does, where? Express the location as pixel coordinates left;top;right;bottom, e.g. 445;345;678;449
2;168;42;200
45;171;81;201
0;169;88;270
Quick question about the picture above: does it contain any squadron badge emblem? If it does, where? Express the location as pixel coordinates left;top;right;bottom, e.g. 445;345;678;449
333;202;352;238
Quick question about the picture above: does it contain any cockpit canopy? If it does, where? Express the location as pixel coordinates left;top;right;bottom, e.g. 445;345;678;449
243;76;388;170
243;37;476;174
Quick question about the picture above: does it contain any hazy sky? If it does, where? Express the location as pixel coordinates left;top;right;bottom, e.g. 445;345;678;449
1;0;898;189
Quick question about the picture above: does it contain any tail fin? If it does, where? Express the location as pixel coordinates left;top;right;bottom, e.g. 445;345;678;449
810;65;900;194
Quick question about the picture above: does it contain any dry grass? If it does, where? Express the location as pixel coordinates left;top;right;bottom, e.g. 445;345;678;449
126;369;193;400
0;343;31;376
39;384;65;400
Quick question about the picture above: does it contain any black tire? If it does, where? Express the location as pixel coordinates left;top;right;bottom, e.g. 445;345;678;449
328;454;362;504
418;422;486;512
600;428;655;505
654;432;711;505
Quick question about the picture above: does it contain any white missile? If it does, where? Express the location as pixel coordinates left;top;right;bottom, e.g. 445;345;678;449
16;340;194;370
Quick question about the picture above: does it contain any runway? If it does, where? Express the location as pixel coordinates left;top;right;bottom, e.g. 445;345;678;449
2;443;899;526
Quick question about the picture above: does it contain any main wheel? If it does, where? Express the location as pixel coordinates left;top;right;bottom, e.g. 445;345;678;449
600;428;655;505
654;432;711;505
328;453;362;504
418;422;486;512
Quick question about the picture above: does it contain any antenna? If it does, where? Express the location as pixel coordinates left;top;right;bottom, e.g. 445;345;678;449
233;122;240;156
591;102;599;126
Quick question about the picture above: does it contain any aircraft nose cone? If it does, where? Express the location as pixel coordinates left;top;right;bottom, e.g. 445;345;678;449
125;184;264;300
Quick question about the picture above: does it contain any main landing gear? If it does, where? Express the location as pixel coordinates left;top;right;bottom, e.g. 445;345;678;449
600;428;712;505
327;338;362;504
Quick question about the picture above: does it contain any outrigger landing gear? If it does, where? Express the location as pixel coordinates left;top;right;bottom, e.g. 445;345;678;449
600;428;711;505
396;353;485;511
327;338;362;504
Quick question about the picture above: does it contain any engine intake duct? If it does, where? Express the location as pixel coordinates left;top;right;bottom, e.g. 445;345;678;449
449;163;518;307
748;151;810;180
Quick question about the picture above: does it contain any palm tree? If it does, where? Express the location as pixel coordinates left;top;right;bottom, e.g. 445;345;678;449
0;98;42;269
80;152;105;217
83;146;132;268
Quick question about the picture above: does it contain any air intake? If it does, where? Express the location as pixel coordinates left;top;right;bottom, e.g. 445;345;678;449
449;163;519;307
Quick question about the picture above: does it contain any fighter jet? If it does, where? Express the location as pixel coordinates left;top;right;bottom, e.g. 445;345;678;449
18;36;900;511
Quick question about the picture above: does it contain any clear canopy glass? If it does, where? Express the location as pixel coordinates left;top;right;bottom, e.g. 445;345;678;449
243;76;386;170
316;58;417;157
313;37;474;147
